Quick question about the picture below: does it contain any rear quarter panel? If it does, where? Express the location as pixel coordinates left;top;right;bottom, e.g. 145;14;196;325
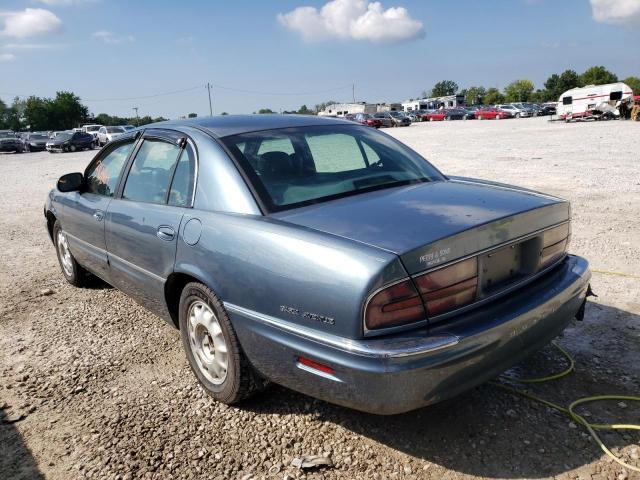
174;211;407;339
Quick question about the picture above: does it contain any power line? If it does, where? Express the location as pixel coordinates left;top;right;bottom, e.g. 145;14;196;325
85;85;203;102
209;83;352;96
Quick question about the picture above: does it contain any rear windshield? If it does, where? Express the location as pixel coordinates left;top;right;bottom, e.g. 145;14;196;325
221;125;443;212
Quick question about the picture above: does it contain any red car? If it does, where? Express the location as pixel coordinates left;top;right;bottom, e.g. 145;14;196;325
421;109;466;121
353;113;382;128
475;107;512;120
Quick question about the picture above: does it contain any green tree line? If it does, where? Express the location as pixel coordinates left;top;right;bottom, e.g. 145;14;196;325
0;92;167;131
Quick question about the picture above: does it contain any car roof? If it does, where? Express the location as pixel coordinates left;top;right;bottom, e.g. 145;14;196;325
152;114;352;138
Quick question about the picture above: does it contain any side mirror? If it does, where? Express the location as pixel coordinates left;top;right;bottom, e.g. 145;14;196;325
57;172;84;192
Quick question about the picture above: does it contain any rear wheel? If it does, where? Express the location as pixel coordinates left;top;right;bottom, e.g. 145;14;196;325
53;220;87;287
495;114;501;120
179;282;266;405
515;113;521;118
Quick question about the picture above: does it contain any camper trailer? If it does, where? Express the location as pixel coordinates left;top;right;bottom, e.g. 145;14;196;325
557;82;633;121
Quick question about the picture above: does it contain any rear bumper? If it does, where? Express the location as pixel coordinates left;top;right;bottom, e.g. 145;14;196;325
228;255;590;414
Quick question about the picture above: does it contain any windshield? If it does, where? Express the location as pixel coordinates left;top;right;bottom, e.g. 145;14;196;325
30;134;48;140
86;126;101;132
107;127;125;133
0;132;15;138
222;125;444;212
57;133;72;141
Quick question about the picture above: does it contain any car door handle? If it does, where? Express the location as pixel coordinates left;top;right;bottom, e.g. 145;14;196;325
156;226;175;241
93;210;104;221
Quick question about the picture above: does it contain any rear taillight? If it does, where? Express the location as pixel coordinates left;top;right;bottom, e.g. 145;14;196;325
364;279;425;330
414;257;478;316
540;223;570;268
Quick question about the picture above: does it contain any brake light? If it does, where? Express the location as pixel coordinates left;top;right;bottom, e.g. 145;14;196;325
414;257;478;316
364;279;425;330
540;223;570;268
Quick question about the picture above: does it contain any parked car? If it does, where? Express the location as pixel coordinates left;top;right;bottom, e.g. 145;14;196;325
388;111;411;127
353;113;382;128
460;106;479;120
21;132;50;152
422;109;465;121
372;112;394;128
45;115;590;415
0;131;24;153
497;104;532;118
475;107;512;120
46;131;95;153
538;104;557;116
97;126;127;146
82;124;104;142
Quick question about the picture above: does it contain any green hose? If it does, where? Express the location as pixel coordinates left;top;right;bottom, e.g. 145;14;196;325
490;342;640;472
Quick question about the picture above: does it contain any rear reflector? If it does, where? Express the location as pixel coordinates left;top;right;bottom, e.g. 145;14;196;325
297;356;335;375
414;257;478;317
364;279;425;330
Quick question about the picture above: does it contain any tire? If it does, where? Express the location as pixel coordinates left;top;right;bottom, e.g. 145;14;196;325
70;144;77;152
24;144;30;153
53;220;87;287
495;114;501;120
179;282;265;405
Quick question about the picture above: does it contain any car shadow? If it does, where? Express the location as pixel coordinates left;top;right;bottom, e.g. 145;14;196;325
241;302;639;478
0;408;44;480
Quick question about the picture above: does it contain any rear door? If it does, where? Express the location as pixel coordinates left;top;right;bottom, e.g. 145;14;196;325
105;129;196;317
59;138;136;280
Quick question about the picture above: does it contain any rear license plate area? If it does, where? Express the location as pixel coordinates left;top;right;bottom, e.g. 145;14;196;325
479;237;540;297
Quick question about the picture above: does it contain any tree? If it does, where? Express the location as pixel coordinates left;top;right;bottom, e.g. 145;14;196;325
464;86;486;105
49;91;89;129
504;79;535;102
623;76;640;94
543;70;580;102
0;98;10;129
257;108;274;114
187;112;197;118
24;96;51;131
431;80;458;97
313;100;337;113
220;112;229;115
484;88;505;105
579;66;618;87
297;105;312;115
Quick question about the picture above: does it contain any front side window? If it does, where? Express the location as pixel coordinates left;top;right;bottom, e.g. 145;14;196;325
563;96;572;105
222;125;443;211
122;138;182;204
85;141;134;196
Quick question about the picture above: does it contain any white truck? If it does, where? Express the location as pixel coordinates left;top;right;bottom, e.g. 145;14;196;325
557;82;633;121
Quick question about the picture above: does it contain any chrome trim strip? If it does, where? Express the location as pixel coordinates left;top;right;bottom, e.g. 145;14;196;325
108;251;166;283
224;303;459;358
296;362;343;382
66;232;166;283
65;231;106;255
410;220;570;278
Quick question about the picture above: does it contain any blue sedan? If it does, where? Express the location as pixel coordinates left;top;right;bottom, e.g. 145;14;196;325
44;115;591;414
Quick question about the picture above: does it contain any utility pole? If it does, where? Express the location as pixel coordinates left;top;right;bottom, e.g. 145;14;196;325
206;83;213;116
352;83;355;103
133;107;139;126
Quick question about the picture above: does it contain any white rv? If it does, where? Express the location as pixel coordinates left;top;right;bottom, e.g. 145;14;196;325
557;82;633;121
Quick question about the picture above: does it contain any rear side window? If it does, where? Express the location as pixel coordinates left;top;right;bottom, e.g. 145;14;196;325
85;141;134;197
610;91;622;101
562;96;572;105
122;139;182;204
168;146;196;207
306;133;367;173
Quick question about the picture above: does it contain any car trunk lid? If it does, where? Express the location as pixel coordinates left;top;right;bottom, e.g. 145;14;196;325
272;179;569;275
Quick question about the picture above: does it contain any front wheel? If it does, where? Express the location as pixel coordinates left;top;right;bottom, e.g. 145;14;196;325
53;221;87;287
179;282;266;405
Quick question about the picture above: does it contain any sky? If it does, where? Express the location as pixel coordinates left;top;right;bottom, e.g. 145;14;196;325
1;0;639;118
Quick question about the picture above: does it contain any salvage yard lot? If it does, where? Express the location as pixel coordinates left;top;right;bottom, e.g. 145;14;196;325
1;117;639;479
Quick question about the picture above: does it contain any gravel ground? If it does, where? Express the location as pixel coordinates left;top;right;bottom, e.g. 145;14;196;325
1;117;639;480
